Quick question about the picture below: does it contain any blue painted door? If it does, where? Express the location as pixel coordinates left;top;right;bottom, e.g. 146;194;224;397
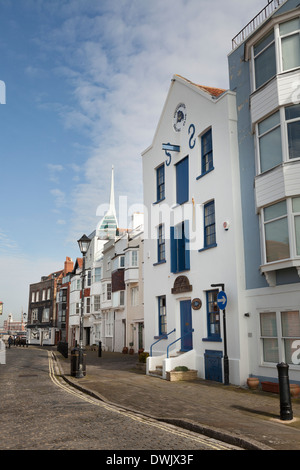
180;300;192;352
204;350;223;383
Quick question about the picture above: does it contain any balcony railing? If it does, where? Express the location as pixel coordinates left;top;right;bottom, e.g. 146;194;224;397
232;0;287;50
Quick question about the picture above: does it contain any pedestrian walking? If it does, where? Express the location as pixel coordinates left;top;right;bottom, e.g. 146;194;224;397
8;336;13;348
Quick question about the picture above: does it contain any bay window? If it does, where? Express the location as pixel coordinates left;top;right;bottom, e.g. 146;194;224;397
280;17;300;71
258;111;282;173
285;104;300;160
254;30;276;89
263;200;290;262
260;310;300;365
293;197;300;255
257;104;300;174
253;16;300;90
262;197;300;264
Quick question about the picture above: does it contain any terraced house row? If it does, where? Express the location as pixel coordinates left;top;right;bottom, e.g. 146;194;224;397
27;0;300;388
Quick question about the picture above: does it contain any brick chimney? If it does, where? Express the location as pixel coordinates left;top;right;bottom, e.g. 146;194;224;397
64;257;74;276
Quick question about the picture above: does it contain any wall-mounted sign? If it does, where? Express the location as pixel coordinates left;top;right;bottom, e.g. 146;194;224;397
192;298;202;310
173;103;186;132
162;142;180;166
171;275;192;294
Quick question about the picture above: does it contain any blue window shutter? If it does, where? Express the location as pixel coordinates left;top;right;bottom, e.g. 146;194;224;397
170;226;177;273
177;223;185;272
176;157;189;205
184;220;190;270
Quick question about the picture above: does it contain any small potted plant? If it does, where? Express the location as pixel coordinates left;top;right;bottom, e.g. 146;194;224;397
129;342;134;354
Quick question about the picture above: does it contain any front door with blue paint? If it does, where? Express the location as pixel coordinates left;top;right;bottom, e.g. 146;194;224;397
180;300;193;351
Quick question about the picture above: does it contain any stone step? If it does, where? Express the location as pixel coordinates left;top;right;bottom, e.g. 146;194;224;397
148;366;164;379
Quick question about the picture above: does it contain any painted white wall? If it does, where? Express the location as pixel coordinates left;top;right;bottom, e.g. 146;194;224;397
142;75;248;385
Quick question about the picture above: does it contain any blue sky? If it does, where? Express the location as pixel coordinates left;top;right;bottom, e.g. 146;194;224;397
0;0;266;322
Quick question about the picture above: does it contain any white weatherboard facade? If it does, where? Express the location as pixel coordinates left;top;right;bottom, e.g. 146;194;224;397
142;74;249;385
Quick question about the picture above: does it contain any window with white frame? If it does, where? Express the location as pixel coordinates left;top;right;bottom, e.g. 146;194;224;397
256;104;300;174
107;283;112;301
105;311;114;336
31;308;38;321
260;310;300;365
201;128;213;175
158;295;167;336
131;286;139;306
132;251;138;267
263;200;290;262
285;104;300;160
42;308;50;322
157;224;165;263
113;255;125;271
252;17;300;90
94;267;101;283
262;196;300;264
253;30;276;89
280;17;300;72
112;290;125;308
36;291;39;302
86;270;91;287
258;111;282;173
47;288;51;300
85;297;91;314
94;295;101;312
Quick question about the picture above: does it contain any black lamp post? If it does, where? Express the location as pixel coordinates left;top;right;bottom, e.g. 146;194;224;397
211;283;229;385
76;234;91;378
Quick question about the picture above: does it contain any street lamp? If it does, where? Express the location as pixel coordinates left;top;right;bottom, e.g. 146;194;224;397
76;234;91;378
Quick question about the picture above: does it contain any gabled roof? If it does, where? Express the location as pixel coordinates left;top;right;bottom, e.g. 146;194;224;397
142;73;227;156
174;74;226;98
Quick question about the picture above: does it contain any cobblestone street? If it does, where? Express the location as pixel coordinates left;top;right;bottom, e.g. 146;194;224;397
0;347;239;453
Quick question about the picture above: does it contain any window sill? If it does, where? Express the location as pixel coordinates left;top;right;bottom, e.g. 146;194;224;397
196;167;214;180
171;268;190;274
153;260;166;266
153;197;166;205
260;258;300;286
198;243;217;253
202;337;222;342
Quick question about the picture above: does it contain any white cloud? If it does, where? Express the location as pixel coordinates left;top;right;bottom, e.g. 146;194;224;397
47;163;64;183
41;0;266;243
50;188;67;208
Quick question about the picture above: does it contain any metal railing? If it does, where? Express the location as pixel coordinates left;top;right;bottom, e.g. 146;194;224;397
167;329;194;358
232;0;287;50
150;328;176;357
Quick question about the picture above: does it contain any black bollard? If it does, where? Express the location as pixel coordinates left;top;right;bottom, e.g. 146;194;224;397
277;362;293;421
98;341;102;357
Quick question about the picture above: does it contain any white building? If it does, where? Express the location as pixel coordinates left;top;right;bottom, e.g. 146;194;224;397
68;166;144;353
142;74;249;385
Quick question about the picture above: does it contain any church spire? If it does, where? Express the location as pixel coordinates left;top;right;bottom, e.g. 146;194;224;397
109;165;117;220
97;165;118;239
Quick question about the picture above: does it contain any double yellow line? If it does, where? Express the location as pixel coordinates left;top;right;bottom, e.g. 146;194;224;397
47;351;235;451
